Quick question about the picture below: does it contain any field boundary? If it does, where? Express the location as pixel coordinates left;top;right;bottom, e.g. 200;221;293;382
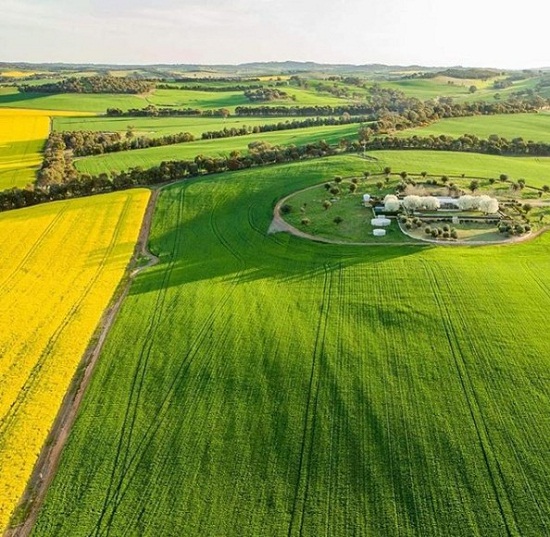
5;186;163;537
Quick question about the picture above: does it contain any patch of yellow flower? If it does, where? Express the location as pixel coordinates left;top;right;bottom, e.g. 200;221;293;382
0;71;38;78
0;189;150;531
0;109;95;190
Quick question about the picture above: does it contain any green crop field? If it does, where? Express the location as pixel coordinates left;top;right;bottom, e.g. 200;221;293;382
0;85;355;115
366;150;550;188
52;115;330;138
144;88;248;110
0;88;146;113
398;112;550;142
73;123;362;175
33;154;550;536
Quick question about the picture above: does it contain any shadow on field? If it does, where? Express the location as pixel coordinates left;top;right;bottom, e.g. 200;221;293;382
128;189;431;296
0;91;47;106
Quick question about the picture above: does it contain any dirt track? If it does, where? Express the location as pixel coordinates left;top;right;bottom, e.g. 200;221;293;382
6;187;162;537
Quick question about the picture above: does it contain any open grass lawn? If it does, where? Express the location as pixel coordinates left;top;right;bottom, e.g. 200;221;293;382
0;189;150;533
32;155;550;536
398;112;550;143
281;180;416;243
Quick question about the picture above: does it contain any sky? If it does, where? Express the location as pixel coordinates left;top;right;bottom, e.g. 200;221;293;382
0;0;549;68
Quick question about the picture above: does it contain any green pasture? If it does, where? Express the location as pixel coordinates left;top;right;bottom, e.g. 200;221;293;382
52;115;334;138
32;154;550;536
73;123;362;175
0;88;145;113
398;112;550;142
366;150;550;188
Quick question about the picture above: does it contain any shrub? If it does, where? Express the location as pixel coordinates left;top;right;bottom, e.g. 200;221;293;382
431;229;439;238
323;200;332;210
450;229;458;239
280;204;292;215
324;182;331;190
301;217;310;225
442;224;450;232
351;177;359;184
349;183;357;193
333;216;343;225
330;187;340;196
424;226;432;235
334;176;343;184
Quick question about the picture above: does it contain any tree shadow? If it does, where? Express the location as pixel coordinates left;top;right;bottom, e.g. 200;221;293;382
0;91;47;106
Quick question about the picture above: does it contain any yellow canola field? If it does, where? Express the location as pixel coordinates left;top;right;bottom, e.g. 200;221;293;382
0;109;94;191
0;189;150;531
0;72;37;78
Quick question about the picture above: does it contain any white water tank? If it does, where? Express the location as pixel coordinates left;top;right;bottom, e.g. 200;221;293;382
373;229;387;237
371;217;391;227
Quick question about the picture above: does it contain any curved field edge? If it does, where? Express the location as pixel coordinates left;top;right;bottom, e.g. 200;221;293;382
0;189;150;534
32;155;550;536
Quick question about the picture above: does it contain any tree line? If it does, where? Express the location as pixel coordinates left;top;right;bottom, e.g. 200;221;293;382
244;88;291;101
106;105;230;117
200;115;371;139
56;130;195;157
1;140;345;212
157;83;265;92
18;76;155;94
38;115;369;166
6;131;550;213
361;133;550;157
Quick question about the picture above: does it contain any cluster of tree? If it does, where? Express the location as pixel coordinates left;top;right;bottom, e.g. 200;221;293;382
0;140;346;212
106;105;230;117
362;95;549;135
361;133;550;157
314;83;349;98
57;130;195;157
243;88;290;101
36;132;79;186
18;76;155;94
493;78;514;89
536;77;550;89
421;68;500;80
200;115;370;140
